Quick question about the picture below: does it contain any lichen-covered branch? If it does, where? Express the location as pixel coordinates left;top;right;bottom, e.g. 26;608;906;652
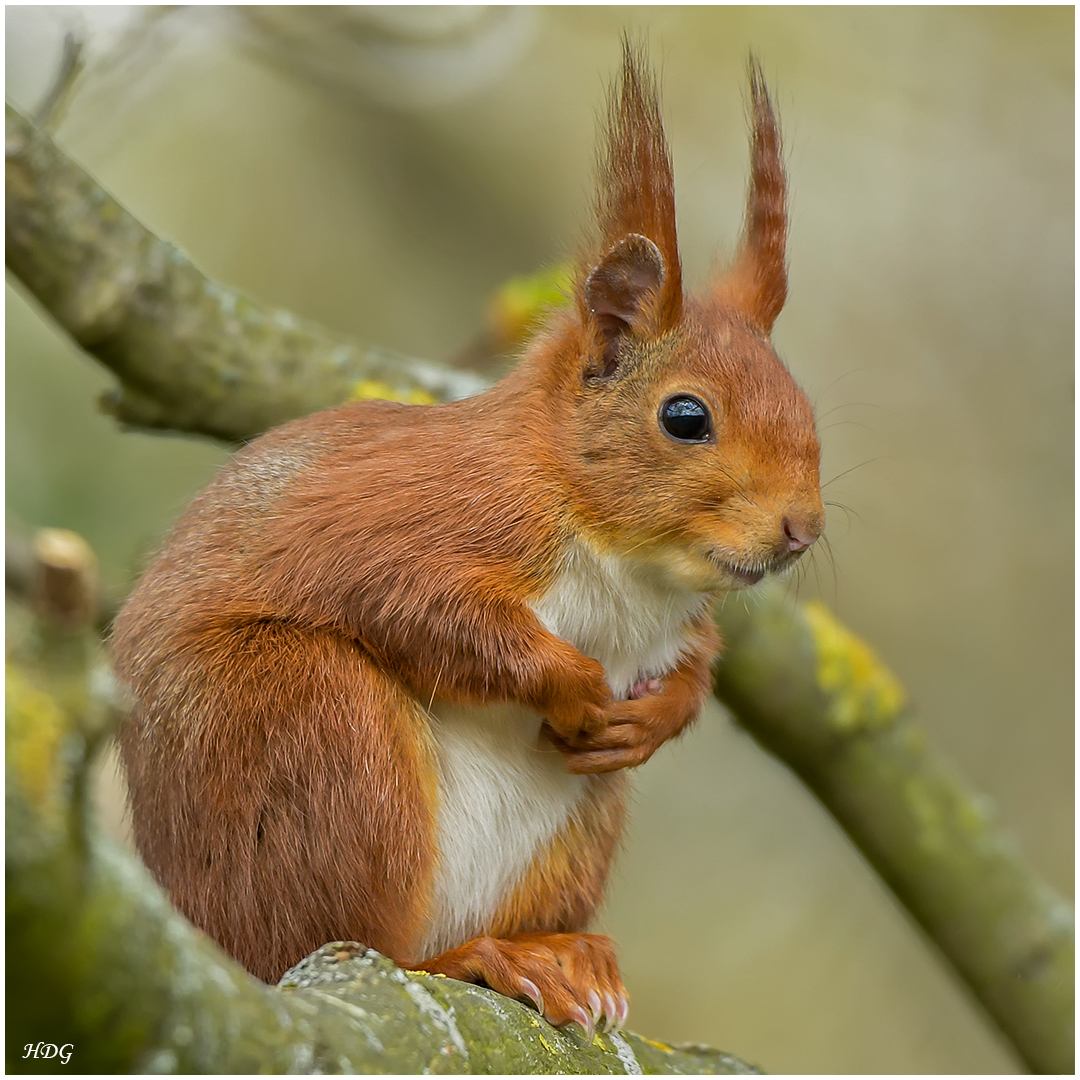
5;103;487;444
713;586;1074;1075
6;646;756;1074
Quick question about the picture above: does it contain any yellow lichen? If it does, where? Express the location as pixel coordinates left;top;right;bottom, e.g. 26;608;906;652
640;1036;675;1052
802;601;906;733
5;663;68;816
488;263;574;351
348;380;437;406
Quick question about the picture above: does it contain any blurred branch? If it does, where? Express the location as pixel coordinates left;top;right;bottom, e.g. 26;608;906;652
6;528;121;897
4;97;1072;1074
5;527;36;602
7;587;756;1073
31;528;98;630
713;586;1074;1075
4;103;487;445
35;31;86;131
6;524;119;632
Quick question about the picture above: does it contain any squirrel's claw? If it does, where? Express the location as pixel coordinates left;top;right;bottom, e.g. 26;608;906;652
519;976;545;1016
420;932;625;1039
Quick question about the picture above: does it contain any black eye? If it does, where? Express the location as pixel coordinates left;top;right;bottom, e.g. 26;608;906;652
659;394;711;443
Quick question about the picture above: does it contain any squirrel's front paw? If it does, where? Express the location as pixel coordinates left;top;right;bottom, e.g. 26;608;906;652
539;655;612;741
544;679;696;774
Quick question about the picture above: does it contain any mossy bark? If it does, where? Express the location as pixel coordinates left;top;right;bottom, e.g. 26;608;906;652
713;588;1074;1075
5;104;487;444
6;657;758;1075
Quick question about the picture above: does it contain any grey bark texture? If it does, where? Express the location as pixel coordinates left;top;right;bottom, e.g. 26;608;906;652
5;103;486;444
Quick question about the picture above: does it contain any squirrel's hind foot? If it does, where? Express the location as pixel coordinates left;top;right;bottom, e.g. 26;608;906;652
418;931;628;1038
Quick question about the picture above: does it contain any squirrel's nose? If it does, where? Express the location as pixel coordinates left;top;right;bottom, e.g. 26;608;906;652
782;514;821;553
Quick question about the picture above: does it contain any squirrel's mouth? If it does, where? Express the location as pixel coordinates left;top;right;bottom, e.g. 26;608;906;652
707;555;767;588
709;549;805;588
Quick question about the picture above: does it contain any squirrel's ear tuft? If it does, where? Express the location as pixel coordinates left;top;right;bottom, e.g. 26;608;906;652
583;233;665;379
715;58;788;335
583;37;682;344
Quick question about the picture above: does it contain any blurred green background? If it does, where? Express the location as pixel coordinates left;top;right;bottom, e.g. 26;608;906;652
6;6;1072;1073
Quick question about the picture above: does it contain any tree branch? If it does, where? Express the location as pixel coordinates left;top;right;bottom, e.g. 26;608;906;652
713;587;1074;1075
5;103;487;444
6;617;756;1074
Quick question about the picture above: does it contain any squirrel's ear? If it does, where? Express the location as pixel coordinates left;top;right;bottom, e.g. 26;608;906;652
715;60;787;335
579;38;681;382
583;233;665;379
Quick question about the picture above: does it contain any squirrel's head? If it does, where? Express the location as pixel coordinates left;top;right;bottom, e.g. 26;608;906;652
539;41;824;593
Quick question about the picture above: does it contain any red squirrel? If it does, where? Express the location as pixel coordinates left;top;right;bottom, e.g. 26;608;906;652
111;44;824;1037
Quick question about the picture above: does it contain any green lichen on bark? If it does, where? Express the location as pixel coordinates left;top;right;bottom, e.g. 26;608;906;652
6;654;757;1074
281;946;758;1075
713;584;1074;1076
5;103;486;444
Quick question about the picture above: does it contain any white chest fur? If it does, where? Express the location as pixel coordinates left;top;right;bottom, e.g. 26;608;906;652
419;537;710;959
418;700;587;959
530;537;712;699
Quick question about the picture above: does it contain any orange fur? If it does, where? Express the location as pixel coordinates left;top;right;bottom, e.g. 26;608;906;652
111;42;824;1027
118;617;439;982
588;40;682;332
715;58;789;333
